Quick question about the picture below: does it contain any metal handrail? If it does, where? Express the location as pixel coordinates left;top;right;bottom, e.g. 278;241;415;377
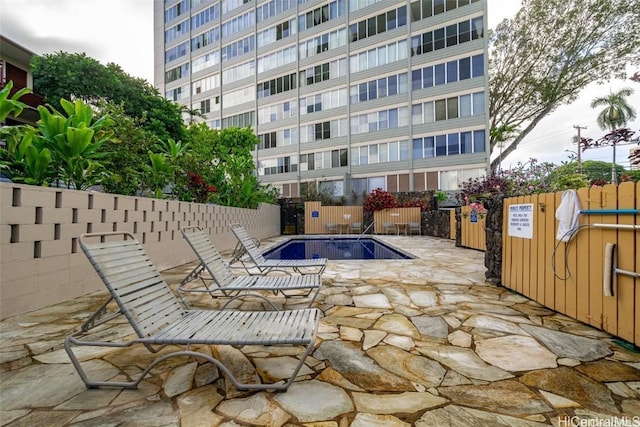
357;222;375;240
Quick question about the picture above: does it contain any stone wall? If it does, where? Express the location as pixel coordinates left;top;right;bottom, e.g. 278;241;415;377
0;183;281;319
483;196;504;285
423;209;453;239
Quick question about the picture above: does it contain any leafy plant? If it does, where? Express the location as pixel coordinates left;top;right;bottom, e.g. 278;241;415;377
99;102;157;195
37;99;113;190
145;152;180;199
0;81;31;122
363;188;398;213
0;126;54;185
183;172;217;203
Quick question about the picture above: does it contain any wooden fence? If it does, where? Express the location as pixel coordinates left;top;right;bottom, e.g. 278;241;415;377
501;182;639;345
372;207;421;235
460;205;487;250
304;202;364;234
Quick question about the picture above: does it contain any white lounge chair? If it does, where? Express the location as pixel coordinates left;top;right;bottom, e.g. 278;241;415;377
229;223;327;275
382;222;395;235
180;226;322;307
408;222;421;235
65;231;320;392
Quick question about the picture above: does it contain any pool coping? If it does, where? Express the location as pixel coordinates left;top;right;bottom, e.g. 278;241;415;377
259;234;417;260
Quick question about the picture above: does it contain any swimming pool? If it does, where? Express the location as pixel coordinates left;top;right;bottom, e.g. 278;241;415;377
262;237;413;260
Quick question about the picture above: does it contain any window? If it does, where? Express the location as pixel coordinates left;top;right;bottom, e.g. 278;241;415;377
447;97;458;119
350;40;407;73
434;64;445;85
474;129;486;152
350;6;406;43
472;54;484;77
461;131;473;153
460;94;472;117
446;61;458;83
472;17;484;40
448;133;459;155
435;99;446;121
446;24;458;47
411;17;485;58
424;136;434;157
436;135;447;156
268;77;286;95
473;92;485;115
459;57;471;80
459;20;471;43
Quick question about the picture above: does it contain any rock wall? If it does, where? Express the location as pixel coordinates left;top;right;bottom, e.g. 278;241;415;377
423;210;452;239
483;196;504;285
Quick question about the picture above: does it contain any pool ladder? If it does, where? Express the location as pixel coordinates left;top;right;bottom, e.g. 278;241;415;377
357;222;375;240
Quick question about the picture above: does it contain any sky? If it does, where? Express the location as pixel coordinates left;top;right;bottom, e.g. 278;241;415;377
1;0;638;169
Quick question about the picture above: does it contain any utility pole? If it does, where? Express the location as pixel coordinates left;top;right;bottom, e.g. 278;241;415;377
573;125;586;174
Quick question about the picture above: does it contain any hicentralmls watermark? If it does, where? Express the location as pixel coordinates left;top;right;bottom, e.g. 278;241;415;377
558;415;640;427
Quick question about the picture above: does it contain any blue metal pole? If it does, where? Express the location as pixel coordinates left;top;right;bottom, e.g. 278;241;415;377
579;209;639;215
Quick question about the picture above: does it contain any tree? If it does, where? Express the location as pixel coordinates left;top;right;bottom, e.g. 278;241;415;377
31;52;185;143
489;0;640;171
591;88;637;131
99;102;159;195
209;128;278;208
490;124;519;171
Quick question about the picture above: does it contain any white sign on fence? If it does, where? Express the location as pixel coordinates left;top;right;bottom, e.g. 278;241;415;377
508;203;534;239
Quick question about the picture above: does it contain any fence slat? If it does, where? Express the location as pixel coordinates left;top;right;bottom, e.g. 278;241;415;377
553;191;566;313
602;184;619;335
514;196;525;295
527;194;539;301
544;193;557;308
587;186;604;330
521;195;533;299
575;188;591;324
635;183;640;346
617;182;635;342
536;194;546;303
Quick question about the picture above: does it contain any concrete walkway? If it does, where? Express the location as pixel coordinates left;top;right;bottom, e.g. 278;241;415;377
1;235;639;426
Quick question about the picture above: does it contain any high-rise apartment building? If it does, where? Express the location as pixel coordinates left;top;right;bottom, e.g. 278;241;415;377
154;0;489;198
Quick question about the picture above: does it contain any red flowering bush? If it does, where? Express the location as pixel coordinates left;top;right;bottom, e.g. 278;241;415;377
363;188;398;213
399;197;428;212
186;171;217;203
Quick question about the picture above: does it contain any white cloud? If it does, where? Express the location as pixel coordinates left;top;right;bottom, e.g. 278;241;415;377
0;0;154;83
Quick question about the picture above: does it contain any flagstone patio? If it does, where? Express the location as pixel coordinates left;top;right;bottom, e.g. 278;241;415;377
1;235;639;426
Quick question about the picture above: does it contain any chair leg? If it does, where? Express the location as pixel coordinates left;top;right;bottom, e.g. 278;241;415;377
65;333;313;391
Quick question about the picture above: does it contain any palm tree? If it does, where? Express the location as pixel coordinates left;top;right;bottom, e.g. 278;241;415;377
590;88;637;183
490;124;519;172
591;88;636;130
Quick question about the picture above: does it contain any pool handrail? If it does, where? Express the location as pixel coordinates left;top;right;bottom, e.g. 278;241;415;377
357;222;375;240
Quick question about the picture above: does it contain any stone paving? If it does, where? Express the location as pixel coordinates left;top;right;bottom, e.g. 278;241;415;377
1;235;640;426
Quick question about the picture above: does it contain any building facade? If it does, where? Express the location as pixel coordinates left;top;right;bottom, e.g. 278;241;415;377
154;0;489;198
0;36;45;126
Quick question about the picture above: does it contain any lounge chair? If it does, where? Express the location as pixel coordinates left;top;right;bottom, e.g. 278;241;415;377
229;223;327;275
408;222;421;235
382;222;395;235
326;222;338;234
179;226;322;307
350;222;362;234
65;231;320;391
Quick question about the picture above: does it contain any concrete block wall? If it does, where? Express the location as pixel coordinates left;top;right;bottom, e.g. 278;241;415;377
0;183;281;320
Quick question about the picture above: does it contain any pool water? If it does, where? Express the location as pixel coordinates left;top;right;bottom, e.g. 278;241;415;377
262;238;413;260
